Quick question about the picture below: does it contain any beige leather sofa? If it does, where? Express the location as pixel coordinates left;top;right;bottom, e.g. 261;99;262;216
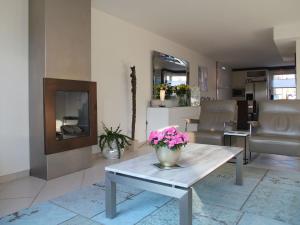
187;100;237;145
249;100;300;157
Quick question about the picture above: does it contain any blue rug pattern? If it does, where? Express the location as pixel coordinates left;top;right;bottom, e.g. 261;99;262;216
0;164;300;225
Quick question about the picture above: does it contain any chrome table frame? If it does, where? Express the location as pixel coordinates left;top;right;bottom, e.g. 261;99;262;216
224;131;250;164
105;152;243;225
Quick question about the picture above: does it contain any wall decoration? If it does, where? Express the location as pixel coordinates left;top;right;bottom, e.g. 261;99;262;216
190;86;200;106
130;66;137;140
198;66;208;92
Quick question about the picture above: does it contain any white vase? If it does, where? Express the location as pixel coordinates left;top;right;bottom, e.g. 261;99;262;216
155;146;181;167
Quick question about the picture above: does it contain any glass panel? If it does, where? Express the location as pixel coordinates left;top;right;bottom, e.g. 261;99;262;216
273;88;296;100
55;91;89;140
272;74;296;88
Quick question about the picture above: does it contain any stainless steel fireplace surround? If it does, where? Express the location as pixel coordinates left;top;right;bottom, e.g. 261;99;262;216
29;0;95;180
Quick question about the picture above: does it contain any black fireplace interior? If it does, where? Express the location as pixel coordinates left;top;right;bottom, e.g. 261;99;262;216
55;91;90;140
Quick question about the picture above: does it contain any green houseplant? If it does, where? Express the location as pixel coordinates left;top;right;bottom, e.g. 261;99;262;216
175;84;190;106
98;124;132;159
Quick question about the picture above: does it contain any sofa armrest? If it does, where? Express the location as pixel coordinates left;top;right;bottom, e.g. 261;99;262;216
248;121;259;135
185;118;199;131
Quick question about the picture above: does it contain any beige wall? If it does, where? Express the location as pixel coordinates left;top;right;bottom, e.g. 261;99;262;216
232;71;247;89
91;9;217;142
297;39;300;99
0;0;29;176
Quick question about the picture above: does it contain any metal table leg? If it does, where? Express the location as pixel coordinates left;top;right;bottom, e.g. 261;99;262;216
236;152;243;185
105;172;116;218
105;172;193;224
244;136;248;164
179;188;192;225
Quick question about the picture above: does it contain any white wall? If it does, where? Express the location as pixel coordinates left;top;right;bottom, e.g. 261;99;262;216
92;9;217;142
232;71;247;89
0;0;29;176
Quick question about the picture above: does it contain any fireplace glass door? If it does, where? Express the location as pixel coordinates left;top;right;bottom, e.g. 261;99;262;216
56;91;90;140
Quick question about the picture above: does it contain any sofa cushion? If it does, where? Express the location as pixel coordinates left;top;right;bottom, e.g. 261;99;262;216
257;100;300;137
249;134;300;157
198;100;236;132
188;131;224;146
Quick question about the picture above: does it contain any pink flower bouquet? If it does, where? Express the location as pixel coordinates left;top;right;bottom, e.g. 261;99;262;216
148;127;189;150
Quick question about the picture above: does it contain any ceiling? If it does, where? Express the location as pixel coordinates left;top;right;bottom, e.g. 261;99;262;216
92;0;300;69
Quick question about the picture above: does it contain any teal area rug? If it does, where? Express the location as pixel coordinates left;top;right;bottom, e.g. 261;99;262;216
1;164;300;225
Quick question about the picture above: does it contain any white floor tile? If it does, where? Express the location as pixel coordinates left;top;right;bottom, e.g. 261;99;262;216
33;170;84;204
0;198;33;217
0;177;45;199
81;165;106;188
248;153;300;172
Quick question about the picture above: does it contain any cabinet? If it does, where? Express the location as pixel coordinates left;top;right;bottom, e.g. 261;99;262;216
146;107;201;138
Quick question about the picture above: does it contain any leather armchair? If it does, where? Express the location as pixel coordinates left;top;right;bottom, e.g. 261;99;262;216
249;100;300;157
186;100;237;145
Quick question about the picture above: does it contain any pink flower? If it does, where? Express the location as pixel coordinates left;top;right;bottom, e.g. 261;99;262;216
182;133;189;142
164;127;177;135
168;140;176;148
175;136;183;144
157;132;165;141
148;127;189;148
148;131;158;142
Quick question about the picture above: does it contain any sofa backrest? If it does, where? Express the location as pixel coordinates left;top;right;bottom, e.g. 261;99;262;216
198;100;237;132
257;100;300;137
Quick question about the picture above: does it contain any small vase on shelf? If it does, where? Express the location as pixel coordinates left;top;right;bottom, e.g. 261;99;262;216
175;84;190;107
159;89;166;107
178;94;187;106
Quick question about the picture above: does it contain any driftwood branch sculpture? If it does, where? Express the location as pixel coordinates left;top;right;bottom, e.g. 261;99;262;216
130;66;137;140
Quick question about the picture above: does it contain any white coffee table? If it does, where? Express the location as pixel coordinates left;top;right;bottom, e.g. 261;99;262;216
105;143;243;225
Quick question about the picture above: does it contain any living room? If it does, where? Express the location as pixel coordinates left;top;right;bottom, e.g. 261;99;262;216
0;0;300;225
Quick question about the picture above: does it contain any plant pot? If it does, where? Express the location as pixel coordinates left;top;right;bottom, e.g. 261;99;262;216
102;147;124;159
155;146;181;167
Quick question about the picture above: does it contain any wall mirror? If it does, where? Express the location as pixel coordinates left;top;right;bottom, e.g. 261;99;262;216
152;51;189;96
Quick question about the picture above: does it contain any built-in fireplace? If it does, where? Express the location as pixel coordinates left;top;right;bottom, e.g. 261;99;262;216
29;0;93;180
44;78;97;155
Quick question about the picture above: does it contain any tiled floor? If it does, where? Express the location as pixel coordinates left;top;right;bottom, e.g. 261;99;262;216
0;145;300;225
0;146;152;218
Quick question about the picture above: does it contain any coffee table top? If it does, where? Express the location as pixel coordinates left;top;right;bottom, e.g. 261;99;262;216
105;143;243;188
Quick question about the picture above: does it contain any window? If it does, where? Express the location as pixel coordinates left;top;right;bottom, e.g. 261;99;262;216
166;74;187;86
272;74;296;100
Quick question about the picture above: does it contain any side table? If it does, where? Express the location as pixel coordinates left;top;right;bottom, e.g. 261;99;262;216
224;131;250;164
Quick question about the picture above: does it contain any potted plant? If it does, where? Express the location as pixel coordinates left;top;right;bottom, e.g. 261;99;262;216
148;127;189;167
175;84;190;106
98;124;132;159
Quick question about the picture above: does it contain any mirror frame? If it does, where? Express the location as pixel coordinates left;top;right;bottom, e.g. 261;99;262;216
152;51;190;97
